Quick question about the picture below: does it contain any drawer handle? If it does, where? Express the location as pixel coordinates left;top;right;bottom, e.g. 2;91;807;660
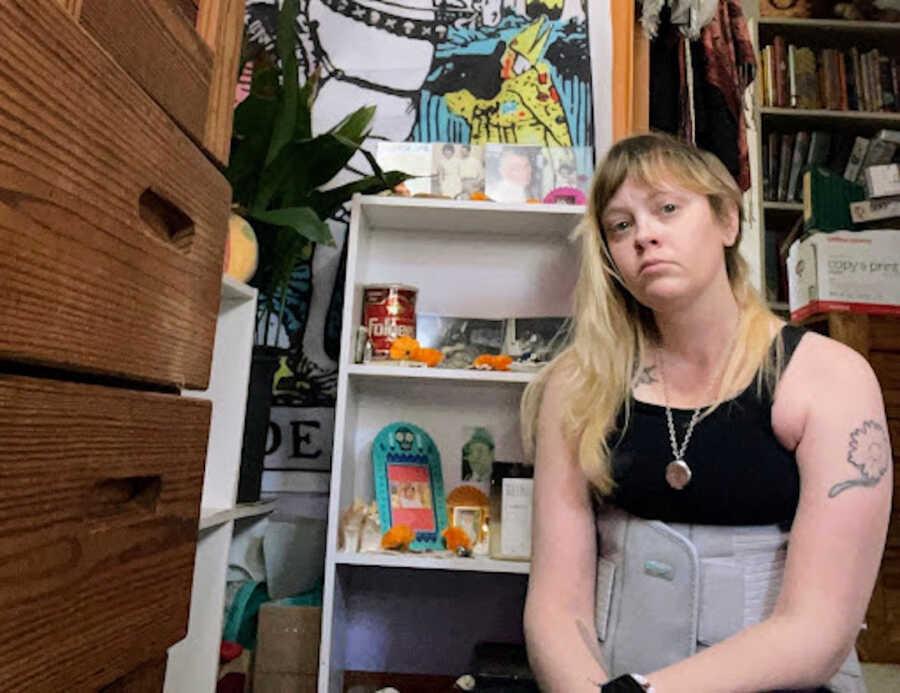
138;188;195;253
88;475;162;518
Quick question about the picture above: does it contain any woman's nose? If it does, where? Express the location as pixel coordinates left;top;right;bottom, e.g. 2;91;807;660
632;217;661;249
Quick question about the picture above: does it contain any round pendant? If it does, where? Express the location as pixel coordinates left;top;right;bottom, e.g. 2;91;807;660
665;459;692;490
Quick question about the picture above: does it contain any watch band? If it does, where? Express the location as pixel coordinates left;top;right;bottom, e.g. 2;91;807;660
600;674;652;692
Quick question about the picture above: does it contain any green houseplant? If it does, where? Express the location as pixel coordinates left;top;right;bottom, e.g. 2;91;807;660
226;0;410;501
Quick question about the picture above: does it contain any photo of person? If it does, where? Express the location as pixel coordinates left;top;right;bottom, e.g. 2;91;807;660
431;143;485;199
435;143;463;199
508;317;570;365
453;507;483;544
416;314;505;369
485;144;544;203
375;141;436;196
387;463;436;530
390;481;433;509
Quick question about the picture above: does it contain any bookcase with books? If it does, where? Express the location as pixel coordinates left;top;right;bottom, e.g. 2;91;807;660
748;7;900;306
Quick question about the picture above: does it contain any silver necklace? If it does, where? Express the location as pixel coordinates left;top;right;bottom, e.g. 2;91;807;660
657;324;739;491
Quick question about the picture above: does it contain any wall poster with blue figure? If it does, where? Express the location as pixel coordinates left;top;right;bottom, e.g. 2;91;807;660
239;0;611;495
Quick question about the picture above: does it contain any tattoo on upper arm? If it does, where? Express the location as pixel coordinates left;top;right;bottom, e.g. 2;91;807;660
828;420;892;497
634;365;657;387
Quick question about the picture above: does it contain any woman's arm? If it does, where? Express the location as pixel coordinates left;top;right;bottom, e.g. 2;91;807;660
643;334;892;693
525;367;611;691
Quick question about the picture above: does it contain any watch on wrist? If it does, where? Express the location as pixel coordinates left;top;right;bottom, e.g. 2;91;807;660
600;674;654;692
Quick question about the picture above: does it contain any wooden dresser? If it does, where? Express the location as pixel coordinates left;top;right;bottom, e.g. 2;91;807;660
0;0;244;689
809;313;900;663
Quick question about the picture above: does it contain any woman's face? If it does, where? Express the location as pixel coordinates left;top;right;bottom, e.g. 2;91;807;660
599;177;737;310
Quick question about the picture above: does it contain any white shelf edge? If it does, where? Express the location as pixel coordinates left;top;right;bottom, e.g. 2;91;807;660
221;274;257;302
199;500;276;531
333;550;530;575
356;194;586;217
763;201;803;211
345;363;536;384
759;17;900;33
761;107;900;122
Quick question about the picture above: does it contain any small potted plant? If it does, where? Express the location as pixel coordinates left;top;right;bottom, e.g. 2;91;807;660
227;0;410;501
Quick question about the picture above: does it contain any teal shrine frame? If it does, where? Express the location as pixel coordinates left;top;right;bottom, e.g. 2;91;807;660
372;421;448;551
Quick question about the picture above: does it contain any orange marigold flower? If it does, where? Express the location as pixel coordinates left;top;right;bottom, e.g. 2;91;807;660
381;524;415;550
390;336;420;361
470;191;490;201
442;525;472;554
414;347;444;367
472;354;513;371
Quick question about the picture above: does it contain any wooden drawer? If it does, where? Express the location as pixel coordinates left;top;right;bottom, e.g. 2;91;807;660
0;0;229;390
63;0;244;165
0;374;210;691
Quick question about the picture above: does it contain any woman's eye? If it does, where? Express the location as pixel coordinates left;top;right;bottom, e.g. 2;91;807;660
610;220;630;232
662;203;677;214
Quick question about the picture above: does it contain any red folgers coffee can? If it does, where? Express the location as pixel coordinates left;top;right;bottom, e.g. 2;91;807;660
362;284;418;359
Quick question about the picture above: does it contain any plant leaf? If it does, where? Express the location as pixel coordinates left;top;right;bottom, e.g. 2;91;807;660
265;0;300;166
294;69;319;141
306;170;412;220
328;105;376;145
249;206;335;246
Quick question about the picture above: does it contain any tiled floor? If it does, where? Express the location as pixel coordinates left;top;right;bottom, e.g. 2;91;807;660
861;663;900;692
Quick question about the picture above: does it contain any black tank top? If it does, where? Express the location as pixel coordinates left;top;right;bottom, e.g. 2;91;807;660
607;325;806;526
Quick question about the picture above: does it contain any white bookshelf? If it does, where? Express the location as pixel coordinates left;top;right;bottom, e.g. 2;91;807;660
318;195;582;691
164;276;258;693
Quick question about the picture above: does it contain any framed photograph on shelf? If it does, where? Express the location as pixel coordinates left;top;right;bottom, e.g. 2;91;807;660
416;314;505;370
451;506;486;545
372;421;448;550
507;317;570;369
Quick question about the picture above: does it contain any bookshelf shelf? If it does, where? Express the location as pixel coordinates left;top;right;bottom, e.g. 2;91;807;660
763;201;803;212
759;17;900;34
761;108;900;130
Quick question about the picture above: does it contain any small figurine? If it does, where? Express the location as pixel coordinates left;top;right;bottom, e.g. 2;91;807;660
359;501;382;552
338;499;367;551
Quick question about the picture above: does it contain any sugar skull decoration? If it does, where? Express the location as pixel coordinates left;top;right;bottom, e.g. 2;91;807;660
372;421;448;550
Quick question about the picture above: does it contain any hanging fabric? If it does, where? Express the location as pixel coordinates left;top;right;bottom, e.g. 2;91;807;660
640;0;719;41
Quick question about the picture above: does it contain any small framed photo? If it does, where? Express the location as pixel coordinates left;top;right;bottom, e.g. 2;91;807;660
485;144;546;203
372;422;448;550
451;506;486;545
541;146;594;203
507;317;570;367
432;143;485;199
416;314;505;370
375;142;436;196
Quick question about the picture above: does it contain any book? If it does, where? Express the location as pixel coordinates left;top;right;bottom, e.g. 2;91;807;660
806;131;831;167
803;166;865;233
851;47;866;111
762;139;770;202
766;46;776;108
795;47;819;110
850;196;900;223
880;56;896;112
844;136;870;181
864;163;900;198
774;36;788;108
767;131;779;200
828;134;856;175
874;129;900;146
838;51;848;111
788;44;798;108
777;133;795;202
845;51;858;111
856;135;897;184
787;131;810;202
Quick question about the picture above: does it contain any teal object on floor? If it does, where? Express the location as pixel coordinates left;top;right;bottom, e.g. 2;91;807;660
223;581;270;650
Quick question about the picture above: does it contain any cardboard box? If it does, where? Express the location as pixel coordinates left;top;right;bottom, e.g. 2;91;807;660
253;604;321;693
786;229;900;321
850;196;900;224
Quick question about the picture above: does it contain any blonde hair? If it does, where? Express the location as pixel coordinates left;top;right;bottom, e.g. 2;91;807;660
520;133;783;496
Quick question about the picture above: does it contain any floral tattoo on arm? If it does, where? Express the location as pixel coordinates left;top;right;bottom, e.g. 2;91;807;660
829;420;891;497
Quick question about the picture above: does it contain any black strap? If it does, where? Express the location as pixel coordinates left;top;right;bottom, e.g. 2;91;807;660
601;675;647;693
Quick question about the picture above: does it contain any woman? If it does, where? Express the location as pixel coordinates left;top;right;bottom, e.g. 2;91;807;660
521;133;891;693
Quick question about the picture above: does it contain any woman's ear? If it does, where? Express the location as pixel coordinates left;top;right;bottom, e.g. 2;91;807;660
722;202;740;248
